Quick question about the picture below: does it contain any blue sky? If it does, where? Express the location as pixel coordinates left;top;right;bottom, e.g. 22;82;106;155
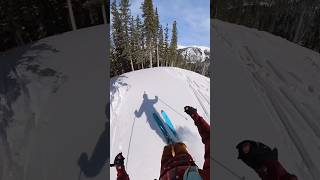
128;0;210;47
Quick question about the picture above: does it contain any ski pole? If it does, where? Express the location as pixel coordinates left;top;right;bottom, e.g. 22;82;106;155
126;116;137;168
158;97;188;120
211;156;246;180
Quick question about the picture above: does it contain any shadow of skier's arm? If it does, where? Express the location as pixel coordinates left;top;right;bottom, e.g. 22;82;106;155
134;102;144;118
78;123;109;177
150;95;158;104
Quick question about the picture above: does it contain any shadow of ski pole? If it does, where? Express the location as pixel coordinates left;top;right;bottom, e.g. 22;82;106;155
211;156;245;180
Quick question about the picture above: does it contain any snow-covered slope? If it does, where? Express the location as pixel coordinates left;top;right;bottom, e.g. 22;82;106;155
213;19;320;180
110;67;210;179
178;45;210;63
0;25;108;180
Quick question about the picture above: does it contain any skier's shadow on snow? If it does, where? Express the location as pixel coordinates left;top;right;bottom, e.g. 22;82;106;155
77;110;109;178
135;92;169;143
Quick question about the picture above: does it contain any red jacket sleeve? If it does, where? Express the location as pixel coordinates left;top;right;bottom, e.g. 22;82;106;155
257;160;297;180
191;112;210;180
116;165;130;180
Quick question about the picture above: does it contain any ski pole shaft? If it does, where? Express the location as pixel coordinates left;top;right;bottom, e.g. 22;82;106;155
126;116;136;168
158;98;188;120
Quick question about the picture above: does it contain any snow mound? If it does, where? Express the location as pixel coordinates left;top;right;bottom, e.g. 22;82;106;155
213;19;320;180
110;67;210;179
1;25;108;180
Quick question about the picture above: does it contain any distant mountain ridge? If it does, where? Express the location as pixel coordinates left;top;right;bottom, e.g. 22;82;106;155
178;45;210;63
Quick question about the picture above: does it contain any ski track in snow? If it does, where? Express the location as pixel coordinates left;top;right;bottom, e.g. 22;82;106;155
187;76;210;120
213;19;320;180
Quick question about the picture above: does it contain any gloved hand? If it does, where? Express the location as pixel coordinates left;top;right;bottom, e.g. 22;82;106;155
110;152;125;167
184;106;197;116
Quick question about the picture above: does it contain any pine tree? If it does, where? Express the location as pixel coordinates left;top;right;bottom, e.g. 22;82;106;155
111;1;119;75
135;15;145;69
141;0;156;68
119;0;134;71
164;24;169;66
83;0;108;25
129;16;136;69
169;20;177;66
154;8;160;67
158;25;164;66
293;0;317;43
111;0;126;75
130;15;145;70
1;0;107;52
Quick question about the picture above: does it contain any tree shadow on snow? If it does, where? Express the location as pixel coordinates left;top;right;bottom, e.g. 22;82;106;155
135;92;169;143
77;103;110;178
0;42;60;179
110;75;128;101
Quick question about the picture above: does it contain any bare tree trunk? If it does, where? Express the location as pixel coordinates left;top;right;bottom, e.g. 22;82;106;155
101;3;107;24
149;42;153;68
156;42;159;67
201;63;207;75
88;9;94;25
130;55;134;71
67;0;77;31
293;8;306;43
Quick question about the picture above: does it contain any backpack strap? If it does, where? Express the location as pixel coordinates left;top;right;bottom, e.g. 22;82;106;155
183;165;203;180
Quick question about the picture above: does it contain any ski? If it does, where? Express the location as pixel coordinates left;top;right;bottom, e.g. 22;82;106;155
161;110;178;138
152;112;173;144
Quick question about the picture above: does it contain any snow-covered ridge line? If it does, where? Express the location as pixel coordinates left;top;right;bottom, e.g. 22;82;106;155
178;45;210;51
177;45;210;63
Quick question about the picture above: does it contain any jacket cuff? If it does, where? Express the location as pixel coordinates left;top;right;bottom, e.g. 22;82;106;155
191;112;199;119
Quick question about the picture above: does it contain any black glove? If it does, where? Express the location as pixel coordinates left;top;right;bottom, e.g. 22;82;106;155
184;106;197;116
110;152;125;167
236;140;278;170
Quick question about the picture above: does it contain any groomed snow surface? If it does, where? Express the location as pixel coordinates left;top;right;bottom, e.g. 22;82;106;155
110;67;210;179
213;20;320;180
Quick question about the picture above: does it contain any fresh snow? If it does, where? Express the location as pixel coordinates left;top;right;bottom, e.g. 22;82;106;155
110;67;210;179
213;19;320;180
